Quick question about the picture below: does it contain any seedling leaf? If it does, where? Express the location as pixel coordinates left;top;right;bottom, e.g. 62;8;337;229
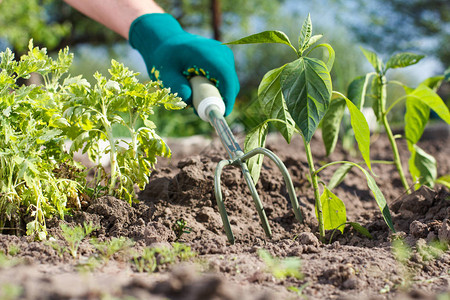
405;96;429;145
316;187;346;233
360;47;384;74
349;222;372;239
420;76;443;92
408;144;437;189
299;14;313;52
345;98;372;171
408;84;450;124
226;31;296;53
258;65;295;143
347;73;374;109
322;98;346;156
361;168;395;232
328;163;353;190
244;122;269;184
308;43;335;72
386;52;425;70
435;175;450;189
281;57;332;143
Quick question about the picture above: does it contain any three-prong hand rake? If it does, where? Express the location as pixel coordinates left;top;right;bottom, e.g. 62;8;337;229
191;77;303;244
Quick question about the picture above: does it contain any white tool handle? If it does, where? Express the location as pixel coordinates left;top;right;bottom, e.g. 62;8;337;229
190;76;225;122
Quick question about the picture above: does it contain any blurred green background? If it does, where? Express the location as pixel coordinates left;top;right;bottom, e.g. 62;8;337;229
1;0;449;137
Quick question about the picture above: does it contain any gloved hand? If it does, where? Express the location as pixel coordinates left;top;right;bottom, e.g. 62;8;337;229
129;13;240;116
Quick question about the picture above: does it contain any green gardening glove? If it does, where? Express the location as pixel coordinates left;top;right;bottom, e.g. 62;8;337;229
129;13;240;116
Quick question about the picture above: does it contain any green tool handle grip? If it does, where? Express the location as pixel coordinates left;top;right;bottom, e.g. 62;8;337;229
190;76;226;122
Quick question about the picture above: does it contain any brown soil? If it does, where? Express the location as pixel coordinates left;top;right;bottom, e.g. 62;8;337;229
1;128;449;300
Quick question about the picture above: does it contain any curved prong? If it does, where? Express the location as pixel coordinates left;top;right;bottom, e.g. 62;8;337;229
214;159;235;244
240;148;303;223
240;161;272;238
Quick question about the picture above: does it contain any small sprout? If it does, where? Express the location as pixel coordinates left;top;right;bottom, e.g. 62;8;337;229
60;222;98;258
287;282;309;299
172;218;192;241
258;249;303;280
91;236;135;263
132;242;196;273
7;244;20;256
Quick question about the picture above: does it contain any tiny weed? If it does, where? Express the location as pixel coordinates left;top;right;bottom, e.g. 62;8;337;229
258;249;303;280
91;236;135;263
76;255;102;273
45;237;66;258
132;242;196;273
287;282;309;299
60;222;98;258
172;218;192;241
0;251;21;268
416;239;448;261
7;244;20;256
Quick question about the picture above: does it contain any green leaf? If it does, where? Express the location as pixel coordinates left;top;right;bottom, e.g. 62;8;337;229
316;187;346;233
420;76;443;92
347;73;374;109
226;31;296;53
435;175;450;189
299;14;313;52
281;57;332;143
328;163;353;190
445;66;450;81
408;84;450;124
304;34;323;50
243;122;269;184
408;144;437;189
360;47;384;74
307;43;335;72
360;168;395;232
385;52;425;70
345;99;372;171
258;65;295;143
348;222;372;239
405;95;429;145
322;98;346;156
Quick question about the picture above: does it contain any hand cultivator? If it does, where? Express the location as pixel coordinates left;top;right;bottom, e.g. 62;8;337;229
190;76;303;244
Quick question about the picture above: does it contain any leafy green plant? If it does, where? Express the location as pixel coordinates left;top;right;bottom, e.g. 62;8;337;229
258;249;303;280
0;41;85;239
63;60;185;202
132;242;196;273
324;49;450;193
0;41;183;238
227;14;395;240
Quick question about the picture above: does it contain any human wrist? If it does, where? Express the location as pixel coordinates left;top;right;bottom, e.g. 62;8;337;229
128;13;185;53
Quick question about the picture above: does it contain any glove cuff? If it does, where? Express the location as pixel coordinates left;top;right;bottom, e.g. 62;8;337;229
129;13;185;53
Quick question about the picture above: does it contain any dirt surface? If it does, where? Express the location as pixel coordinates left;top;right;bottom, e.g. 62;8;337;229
1;129;449;300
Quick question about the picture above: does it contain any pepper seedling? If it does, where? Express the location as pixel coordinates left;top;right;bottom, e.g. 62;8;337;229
227;14;395;240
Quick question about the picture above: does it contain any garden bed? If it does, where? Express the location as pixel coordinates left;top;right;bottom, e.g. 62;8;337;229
0;130;449;300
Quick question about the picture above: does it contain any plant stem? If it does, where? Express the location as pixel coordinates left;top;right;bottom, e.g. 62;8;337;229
303;139;325;239
379;75;411;194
